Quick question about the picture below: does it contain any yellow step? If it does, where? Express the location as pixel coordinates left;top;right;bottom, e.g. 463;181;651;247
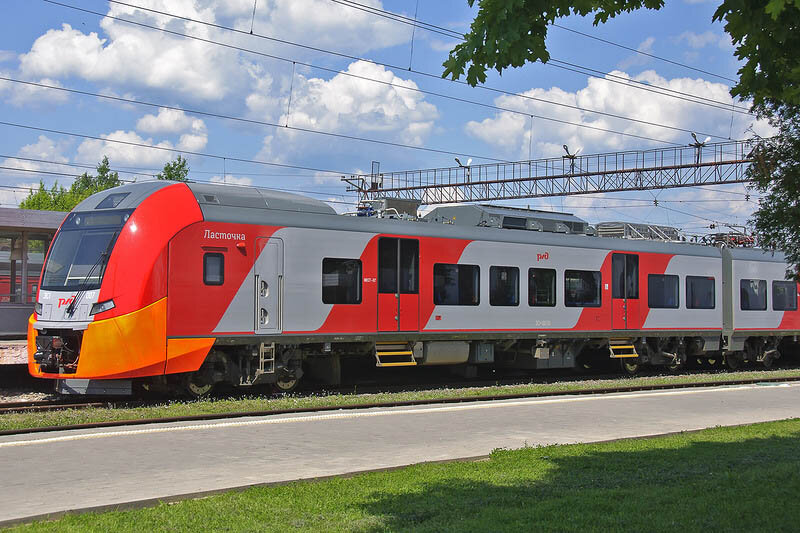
609;342;639;359
375;347;417;367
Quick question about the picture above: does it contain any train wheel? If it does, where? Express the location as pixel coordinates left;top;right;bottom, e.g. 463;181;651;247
761;354;775;370
666;359;683;373
272;375;300;394
620;359;641;375
725;353;743;371
183;372;215;398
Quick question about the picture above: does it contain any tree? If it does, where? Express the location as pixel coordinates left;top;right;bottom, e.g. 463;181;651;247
157;155;190;182
749;106;800;279
443;0;800;108
444;0;800;276
20;156;122;212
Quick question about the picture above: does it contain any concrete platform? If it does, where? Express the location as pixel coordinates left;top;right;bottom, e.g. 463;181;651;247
1;382;800;525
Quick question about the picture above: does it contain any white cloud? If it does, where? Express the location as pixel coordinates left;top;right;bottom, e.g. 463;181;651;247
210;174;253;186
0;72;69;106
76;130;178;167
136;108;206;135
16;0;411;105
676;31;730;50
19;17;245;101
0;182;42;207
617;37;656;70
241;0;410;54
465;70;771;159
0;50;16;63
272;61;438;146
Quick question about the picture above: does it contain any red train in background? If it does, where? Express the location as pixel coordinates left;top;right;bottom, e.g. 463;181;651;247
28;181;800;395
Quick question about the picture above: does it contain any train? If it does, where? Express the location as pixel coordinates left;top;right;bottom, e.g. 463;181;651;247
27;181;800;395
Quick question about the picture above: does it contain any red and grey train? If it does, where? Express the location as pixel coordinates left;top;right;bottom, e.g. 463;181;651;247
28;181;800;394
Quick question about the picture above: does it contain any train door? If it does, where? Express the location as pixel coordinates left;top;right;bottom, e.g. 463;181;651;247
612;253;639;330
377;238;419;331
255;237;284;334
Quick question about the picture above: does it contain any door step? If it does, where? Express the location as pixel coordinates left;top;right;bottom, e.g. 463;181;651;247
608;338;639;359
375;342;417;367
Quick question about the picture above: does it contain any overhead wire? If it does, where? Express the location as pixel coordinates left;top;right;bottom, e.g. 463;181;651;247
40;1;702;146
58;0;745;141
0;120;348;175
319;0;749;112
550;23;737;83
0;166;360;205
0;77;509;164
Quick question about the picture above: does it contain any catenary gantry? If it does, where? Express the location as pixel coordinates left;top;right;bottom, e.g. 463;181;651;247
343;139;755;205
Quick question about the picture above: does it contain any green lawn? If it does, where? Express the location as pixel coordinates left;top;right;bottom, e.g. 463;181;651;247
2;368;800;432
9;418;800;532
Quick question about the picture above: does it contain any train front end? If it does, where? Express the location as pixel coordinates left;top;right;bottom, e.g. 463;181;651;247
28;181;203;393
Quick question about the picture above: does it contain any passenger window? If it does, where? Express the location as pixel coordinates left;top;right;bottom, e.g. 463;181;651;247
433;264;480;305
490;266;519;306
740;279;767;310
686;276;715;309
529;268;556;307
648;274;679;309
322;258;362;304
203;253;224;286
773;281;798;311
564;270;601;307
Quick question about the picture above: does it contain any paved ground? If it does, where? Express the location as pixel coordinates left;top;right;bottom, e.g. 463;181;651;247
1;382;800;525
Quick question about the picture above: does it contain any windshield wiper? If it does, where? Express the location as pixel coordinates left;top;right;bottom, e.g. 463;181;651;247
65;230;118;317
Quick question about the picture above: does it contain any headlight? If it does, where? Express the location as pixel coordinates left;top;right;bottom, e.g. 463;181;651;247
34;302;43;315
90;299;115;316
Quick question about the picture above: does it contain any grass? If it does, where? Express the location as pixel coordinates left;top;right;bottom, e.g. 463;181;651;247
8;418;800;531
1;367;800;432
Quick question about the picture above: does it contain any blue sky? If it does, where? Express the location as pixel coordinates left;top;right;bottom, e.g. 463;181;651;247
0;0;769;236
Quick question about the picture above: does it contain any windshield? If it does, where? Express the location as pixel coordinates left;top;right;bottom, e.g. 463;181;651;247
41;209;133;292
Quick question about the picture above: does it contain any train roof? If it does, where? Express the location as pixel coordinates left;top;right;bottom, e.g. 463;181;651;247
72;181;781;260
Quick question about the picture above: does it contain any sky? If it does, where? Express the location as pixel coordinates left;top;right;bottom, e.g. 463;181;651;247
0;0;773;237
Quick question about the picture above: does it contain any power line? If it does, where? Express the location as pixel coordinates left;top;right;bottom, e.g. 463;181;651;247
551;23;737;84
42;1;700;146
0;166;360;205
0;120;349;175
56;0;747;144
317;0;748;112
547;59;750;115
0;77;508;164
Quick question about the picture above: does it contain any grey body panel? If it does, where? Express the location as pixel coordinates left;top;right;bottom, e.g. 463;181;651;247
199;200;721;258
187;183;336;215
72;181;175;213
722;247;794;337
35;289;100;328
255;238;283;334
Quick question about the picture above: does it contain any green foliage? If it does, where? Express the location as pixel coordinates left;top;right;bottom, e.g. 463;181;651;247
157;154;190;182
713;0;800;109
442;0;664;86
19;156;122;212
748;104;800;279
444;0;800;110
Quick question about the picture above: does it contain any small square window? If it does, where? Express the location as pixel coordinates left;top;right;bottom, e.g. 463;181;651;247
204;253;224;285
96;192;129;209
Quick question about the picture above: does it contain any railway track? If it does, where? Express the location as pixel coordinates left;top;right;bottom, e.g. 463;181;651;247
0;365;772;415
1;374;799;437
